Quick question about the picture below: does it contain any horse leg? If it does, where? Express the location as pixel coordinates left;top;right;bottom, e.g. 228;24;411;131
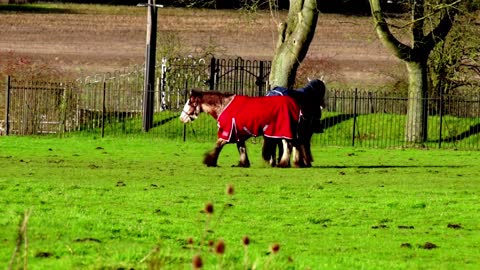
203;139;227;167
236;140;250;167
294;118;314;168
277;139;292;168
276;140;284;165
301;126;315;167
303;134;313;167
262;138;277;167
292;145;303;168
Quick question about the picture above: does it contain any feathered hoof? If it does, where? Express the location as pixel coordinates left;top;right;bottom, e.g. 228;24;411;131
277;161;291;168
294;161;312;168
203;154;218;167
237;162;250;168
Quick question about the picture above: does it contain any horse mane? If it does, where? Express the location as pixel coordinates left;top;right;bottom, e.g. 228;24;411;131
189;89;235;119
191;89;235;106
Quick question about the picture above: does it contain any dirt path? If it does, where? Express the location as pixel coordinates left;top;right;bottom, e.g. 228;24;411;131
0;8;404;87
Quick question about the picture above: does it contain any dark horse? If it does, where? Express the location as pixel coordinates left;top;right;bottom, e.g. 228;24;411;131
262;79;326;167
180;89;302;167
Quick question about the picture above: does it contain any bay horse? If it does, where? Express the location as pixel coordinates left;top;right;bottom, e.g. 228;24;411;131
263;79;326;167
180;89;301;168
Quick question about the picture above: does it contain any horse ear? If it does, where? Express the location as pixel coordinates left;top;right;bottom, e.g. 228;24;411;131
190;89;200;96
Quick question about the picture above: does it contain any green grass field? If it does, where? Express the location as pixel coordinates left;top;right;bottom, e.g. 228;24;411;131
1;136;479;269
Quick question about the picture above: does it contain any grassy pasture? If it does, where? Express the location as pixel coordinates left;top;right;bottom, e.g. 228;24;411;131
1;136;479;269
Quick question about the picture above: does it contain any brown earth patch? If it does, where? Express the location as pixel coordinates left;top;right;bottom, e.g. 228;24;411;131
0;7;405;88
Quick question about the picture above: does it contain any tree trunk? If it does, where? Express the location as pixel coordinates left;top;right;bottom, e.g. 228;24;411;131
405;60;428;144
269;0;319;88
369;0;457;145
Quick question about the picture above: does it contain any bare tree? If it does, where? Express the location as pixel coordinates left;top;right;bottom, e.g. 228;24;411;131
429;11;480;96
369;0;460;144
269;0;320;88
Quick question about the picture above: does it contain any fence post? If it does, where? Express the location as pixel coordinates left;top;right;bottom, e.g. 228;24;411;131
159;57;168;111
183;81;188;142
5;75;10;136
438;90;444;148
101;81;106;138
352;88;358;147
209;57;216;90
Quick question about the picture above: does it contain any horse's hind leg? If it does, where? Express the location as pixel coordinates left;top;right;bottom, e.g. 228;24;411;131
277;139;292;168
293;144;310;168
236;140;250;167
300;131;314;167
303;140;313;167
262;138;277;167
203;139;227;167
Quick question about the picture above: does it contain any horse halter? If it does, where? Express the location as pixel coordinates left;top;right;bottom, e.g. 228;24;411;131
180;98;199;123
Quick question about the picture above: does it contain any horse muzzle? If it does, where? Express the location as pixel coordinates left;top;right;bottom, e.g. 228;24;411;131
180;112;198;123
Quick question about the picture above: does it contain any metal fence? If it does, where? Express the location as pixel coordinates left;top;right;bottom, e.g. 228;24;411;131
2;56;480;150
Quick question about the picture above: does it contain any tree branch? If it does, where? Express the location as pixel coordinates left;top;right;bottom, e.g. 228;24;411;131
369;0;412;61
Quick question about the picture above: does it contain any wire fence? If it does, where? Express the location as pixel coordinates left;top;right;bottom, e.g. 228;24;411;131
2;56;480;150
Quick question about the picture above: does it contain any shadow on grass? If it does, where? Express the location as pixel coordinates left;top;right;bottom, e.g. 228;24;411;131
0;4;75;14
315;165;467;169
321;114;355;130
152;115;179;128
434;123;480;143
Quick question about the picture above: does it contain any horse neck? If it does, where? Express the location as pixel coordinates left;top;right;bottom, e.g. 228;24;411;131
201;93;234;119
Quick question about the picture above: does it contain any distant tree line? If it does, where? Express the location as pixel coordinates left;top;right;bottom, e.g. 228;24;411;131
19;0;412;14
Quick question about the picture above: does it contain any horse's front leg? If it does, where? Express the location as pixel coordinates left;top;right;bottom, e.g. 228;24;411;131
203;138;227;167
293;119;314;168
277;139;292;168
300;127;315;167
236;140;250;168
292;145;302;168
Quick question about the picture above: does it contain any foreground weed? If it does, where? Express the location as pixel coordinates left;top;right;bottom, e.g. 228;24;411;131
143;184;285;269
8;210;32;270
190;184;287;269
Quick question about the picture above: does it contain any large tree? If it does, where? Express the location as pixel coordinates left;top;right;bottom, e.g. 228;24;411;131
369;0;460;144
269;0;320;88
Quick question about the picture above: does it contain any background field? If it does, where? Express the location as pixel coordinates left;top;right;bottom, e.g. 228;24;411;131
1;4;479;269
0;3;404;88
1;136;479;269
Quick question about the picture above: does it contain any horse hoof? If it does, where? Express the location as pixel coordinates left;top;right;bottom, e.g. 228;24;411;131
277;162;290;168
203;159;218;167
203;154;218;167
237;162;250;168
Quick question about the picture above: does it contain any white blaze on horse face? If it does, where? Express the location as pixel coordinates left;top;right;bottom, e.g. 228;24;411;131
180;102;193;123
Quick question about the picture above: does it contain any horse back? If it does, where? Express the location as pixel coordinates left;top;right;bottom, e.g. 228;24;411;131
217;95;300;141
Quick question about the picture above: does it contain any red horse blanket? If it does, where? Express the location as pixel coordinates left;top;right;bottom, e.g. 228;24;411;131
217;95;300;142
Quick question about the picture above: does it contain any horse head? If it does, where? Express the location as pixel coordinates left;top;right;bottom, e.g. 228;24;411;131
180;89;203;123
300;79;326;116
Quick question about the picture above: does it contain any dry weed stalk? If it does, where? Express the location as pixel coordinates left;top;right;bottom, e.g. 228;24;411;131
242;236;250;270
139;245;160;264
189;184;284;269
8;209;32;270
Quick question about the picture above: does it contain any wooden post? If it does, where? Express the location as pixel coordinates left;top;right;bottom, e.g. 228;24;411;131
257;61;264;96
352;88;358;147
101;81;106;138
142;0;161;132
209;57;216;90
5;75;10;136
